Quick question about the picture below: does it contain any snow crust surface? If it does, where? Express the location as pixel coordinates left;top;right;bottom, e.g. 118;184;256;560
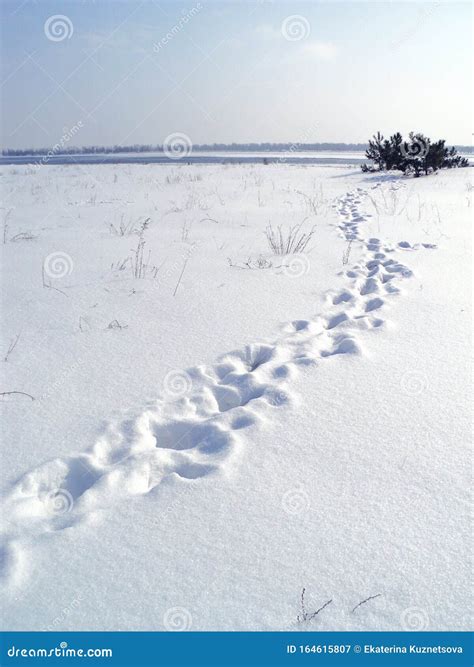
0;163;471;631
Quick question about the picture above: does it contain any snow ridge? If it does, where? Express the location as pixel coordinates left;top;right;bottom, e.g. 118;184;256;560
0;179;423;591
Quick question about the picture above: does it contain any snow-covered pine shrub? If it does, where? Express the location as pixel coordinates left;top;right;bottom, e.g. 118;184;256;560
362;131;469;176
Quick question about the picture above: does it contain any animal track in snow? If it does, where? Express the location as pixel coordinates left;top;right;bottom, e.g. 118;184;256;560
0;178;434;591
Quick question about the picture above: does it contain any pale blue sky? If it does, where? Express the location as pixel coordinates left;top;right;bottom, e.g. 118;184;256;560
1;1;472;149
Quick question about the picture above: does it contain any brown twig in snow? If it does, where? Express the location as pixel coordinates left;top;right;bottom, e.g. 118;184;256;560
45;283;68;297
351;594;382;613
42;264;68;296
173;258;189;296
199;217;220;224
308;598;333;620
297;587;333;623
4;333;20;362
0;391;35;401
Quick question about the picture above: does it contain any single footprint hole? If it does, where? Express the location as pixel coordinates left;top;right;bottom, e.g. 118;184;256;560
154;421;228;454
333;291;353;305
245;344;276;371
212;384;242;412
365;297;385;312
366;260;379;270
381;273;394;284
231;414;255;430
360;278;379;296
326;312;349;330
273;364;291;379
214;362;239;380
291;320;310;332
62;457;102;501
325;336;361;356
175;463;216;480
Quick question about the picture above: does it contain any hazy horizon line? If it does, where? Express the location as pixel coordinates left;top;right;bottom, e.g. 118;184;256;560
3;140;473;157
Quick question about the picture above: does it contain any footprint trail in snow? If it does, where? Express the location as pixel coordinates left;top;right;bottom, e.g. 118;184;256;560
0;179;432;590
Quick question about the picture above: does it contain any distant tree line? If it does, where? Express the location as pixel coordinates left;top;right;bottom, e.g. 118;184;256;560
2;142;370;156
362;132;470;176
2;140;472;159
4;141;471;158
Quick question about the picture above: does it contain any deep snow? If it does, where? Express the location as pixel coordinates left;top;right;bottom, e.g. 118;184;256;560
0;163;471;631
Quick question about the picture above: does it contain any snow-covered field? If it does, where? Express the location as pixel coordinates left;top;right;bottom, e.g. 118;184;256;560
0;163;471;632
